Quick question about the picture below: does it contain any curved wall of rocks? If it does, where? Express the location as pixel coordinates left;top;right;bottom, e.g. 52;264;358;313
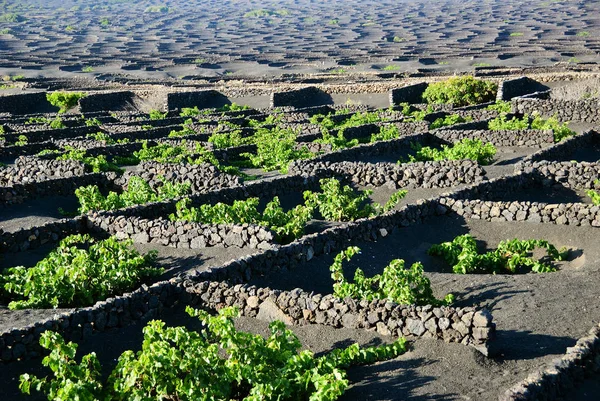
514;98;600;124
183;280;495;355
434;129;554;147
86;215;275;249
290;159;486;189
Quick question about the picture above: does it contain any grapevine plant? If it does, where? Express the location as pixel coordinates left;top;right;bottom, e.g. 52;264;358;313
303;178;407;221
488;113;576;142
75;176;191;213
428;234;569;274
401;138;497;165
422;76;497;106
46;92;86;113
20;306;407;401
241;126;312;173
330;246;454;306
170;197;312;243
0;235;160;309
587;180;600;205
52;146;123;173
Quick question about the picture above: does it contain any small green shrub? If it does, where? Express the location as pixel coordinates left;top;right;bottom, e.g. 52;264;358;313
20;307;406;401
170;196;312;243
330;246;453;306
148;109;167;120
241;127;312;173
180;106;201;117
208;130;251;149
0;235;160;309
303;178;407;222
404;138;497;165
486;100;512;113
84;117;102;127
14;135;28;146
488;114;576;142
57;147;123;173
428;234;568;274
422;76;497;106
46;92;86;113
370;125;400;142
75;176;191;213
167;119;197;137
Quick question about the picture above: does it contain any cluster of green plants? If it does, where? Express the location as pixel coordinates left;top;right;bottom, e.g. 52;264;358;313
75;176;191;213
248;113;284;128
46;92;86;113
86;131;129;144
144;5;169;13
422;76;497;106
84;117;102;127
170;196;312;243
303;178;407;221
25;116;66;129
330;246;454;306
310;110;388;131
0;235;160;310
167;119;197;137
428;234;568;274
429;114;472;129
486;100;512;113
208;130;252;149
217;102;250;112
20;306;406;401
370;124;400;142
14;134;27;146
148;109;167;120
314;129;360;150
52;146;123;173
488;113;576;142
180;106;202;117
401;138;497;165
587;180;600;205
241;126;312;173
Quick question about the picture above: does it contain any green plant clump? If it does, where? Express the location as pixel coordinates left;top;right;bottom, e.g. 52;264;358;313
75;176;191;213
170;197;312;244
486;100;512;113
241;127;312;173
488;114;576;142
404;138;497;165
0;235;160;309
330;246;454;306
303;178;407;221
56;147;123;173
46;92;86;113
20;306;406;401
422;76;497;106
148;109;167;120
370;124;400;142
428;234;568;274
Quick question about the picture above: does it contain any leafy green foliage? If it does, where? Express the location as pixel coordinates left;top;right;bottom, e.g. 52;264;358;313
21;307;406;401
303;178;407;221
241;127;312;173
179;106;201;117
314;128;359;150
133;141;212;164
486;100;512;113
0;235;160;309
587;181;600;205
86;131;128;144
488;114;576;142
57;147;123;173
75;176;191;213
14;134;27;146
587;189;600;205
148;109;167;120
488;114;529;130
170;197;312;243
428;234;568;274
370;124;400;142
429;114;472;129
422;76;497;106
330;246;453;306
46;92;85;113
208;130;251;149
218;102;250;112
403;138;497;165
167;119;197;137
